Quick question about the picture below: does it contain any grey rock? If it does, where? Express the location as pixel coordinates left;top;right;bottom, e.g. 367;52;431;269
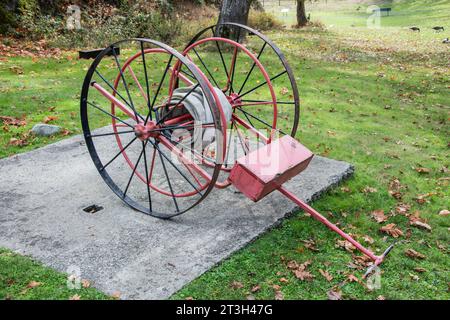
31;124;61;136
0;125;354;299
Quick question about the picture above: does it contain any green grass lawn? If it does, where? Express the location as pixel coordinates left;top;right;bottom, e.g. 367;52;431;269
0;0;449;300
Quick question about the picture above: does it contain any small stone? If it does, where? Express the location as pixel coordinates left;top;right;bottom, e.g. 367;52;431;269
31;124;61;136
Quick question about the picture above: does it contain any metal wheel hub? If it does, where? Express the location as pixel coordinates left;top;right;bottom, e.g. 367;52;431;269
134;121;159;140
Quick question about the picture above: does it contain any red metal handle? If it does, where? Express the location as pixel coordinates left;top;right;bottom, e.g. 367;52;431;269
278;186;391;268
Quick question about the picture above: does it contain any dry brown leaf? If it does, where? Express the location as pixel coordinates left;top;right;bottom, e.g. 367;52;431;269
69;294;81;300
274;290;284;300
81;279;90;288
26;281;41;288
363;186;377;194
415;167;430;174
410;220;432;231
340;186;351;193
302;239;319;252
287;260;299;270
371;210;388;223
363;235;374;244
0;115;27;126
414;267;427;273
327;287;342;300
43;115;58;123
294;269;314;281
319;269;333;282
336;239;356;252
279;277;289;283
185;296;194;300
280;87;289;95
230;281;244;289
380;223;403;238
395;203;411;215
347;274;360;283
376;295;386;300
438;209;449;216
405;248;426;259
8;137;28;146
250;285;261;293
111;291;121;299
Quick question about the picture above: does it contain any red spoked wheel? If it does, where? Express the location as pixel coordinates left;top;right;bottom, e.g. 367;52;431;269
183;23;300;182
81;39;227;219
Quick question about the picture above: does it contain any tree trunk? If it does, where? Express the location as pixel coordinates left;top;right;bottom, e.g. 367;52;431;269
296;0;307;27
217;0;252;40
217;0;252;26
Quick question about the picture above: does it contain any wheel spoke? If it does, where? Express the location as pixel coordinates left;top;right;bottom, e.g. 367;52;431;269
228;46;239;94
237;70;287;100
152;140;204;195
237;42;267;95
86;101;134;129
100;136;138;171
156;84;200;126
150;54;174;111
94;70;135;112
123;141;147;198
241;99;295;105
192;48;220;88
140;41;152;120
150;141;179;212
142;140;153;212
112;48;144;122
88;130;135;138
237;107;288;136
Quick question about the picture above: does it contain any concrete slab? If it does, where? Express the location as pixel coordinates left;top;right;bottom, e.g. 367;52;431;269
0;133;353;299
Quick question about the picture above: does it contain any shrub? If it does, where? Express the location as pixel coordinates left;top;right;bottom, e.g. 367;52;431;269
248;11;282;32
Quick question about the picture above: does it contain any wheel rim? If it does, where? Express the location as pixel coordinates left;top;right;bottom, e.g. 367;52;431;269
187;23;300;138
80;38;226;218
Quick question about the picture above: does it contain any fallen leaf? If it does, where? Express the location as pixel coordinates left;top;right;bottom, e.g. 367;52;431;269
246;295;255;300
319;269;333;282
26;281;41;288
230;281;244;289
61;129;71;136
8;138;28;146
405;249;426;259
410;220;432;231
250;285;261;293
185;296;194;300
439;209;449;216
302;239;319;251
376;295;386;300
409;273;419;281
69;294;81;300
415;167;430;174
111;291;121;299
327;287;342;300
279;277;289;283
380;223;403;238
280;87;289;95
43;115;58;123
388;178;403;199
81;279;90;288
336;239;356;252
347;274;360;283
414;267;427;273
274;290;284;300
363;235;374;244
371;210;388;223
395;203;411;215
363;186;377;194
0;115;26;126
340;187;351;193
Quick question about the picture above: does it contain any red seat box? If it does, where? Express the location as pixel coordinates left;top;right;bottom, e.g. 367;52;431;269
229;135;314;202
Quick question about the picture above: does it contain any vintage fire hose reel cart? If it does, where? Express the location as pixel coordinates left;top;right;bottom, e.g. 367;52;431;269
80;23;393;277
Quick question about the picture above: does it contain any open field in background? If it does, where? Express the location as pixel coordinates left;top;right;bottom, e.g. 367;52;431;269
0;0;449;300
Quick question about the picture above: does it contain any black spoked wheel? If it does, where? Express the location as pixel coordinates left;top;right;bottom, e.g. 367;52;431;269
80;39;226;219
187;23;300;137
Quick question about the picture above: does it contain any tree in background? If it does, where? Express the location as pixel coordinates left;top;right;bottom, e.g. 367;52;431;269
297;0;308;27
217;0;254;26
